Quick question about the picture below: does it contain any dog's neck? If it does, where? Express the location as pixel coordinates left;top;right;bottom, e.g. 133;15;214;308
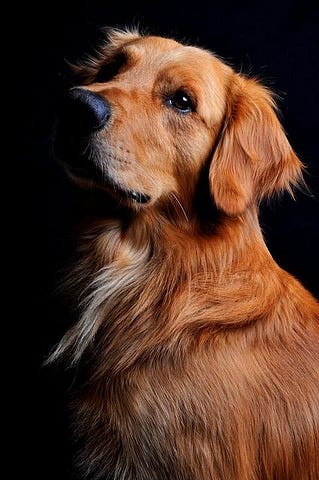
52;202;315;373
87;204;270;274
71;204;283;316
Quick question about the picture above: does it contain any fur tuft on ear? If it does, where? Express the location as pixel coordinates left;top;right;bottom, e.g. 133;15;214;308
209;75;304;216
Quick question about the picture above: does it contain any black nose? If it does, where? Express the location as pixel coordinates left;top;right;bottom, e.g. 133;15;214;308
59;87;111;133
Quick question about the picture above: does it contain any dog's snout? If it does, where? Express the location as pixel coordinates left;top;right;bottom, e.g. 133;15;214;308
61;87;111;133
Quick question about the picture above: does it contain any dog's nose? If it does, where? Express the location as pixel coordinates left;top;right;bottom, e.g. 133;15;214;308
60;87;111;133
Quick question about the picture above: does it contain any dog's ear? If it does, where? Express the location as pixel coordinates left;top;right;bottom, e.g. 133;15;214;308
209;75;303;216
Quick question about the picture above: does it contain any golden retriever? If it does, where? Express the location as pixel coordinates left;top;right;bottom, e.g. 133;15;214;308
50;28;319;480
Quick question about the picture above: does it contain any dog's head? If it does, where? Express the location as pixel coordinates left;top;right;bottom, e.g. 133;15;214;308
55;28;302;218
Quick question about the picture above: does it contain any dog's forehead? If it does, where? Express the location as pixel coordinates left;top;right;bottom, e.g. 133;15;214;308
114;36;230;100
123;36;215;70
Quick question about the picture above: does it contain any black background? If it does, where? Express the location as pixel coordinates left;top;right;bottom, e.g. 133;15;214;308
20;1;318;478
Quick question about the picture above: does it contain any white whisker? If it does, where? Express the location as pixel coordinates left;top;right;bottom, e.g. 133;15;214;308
170;193;189;222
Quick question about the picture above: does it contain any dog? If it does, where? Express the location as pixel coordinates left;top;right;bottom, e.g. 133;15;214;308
50;28;319;479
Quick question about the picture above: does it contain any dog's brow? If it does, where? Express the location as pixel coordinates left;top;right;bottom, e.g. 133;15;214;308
121;44;144;64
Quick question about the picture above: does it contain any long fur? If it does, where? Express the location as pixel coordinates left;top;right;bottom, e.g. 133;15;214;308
49;29;319;480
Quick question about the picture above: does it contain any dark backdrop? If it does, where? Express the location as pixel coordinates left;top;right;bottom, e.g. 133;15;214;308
20;1;318;478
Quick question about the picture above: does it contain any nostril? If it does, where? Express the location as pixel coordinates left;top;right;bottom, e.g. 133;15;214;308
60;87;111;133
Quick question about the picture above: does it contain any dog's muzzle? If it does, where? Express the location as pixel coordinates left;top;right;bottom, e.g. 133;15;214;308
54;88;151;205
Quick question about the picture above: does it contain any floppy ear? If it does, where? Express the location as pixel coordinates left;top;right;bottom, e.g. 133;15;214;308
209;75;303;216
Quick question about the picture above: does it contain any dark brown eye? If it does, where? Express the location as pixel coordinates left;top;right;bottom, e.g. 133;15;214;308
95;52;127;83
167;90;195;113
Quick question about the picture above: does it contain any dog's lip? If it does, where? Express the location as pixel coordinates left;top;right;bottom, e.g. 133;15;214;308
66;165;151;204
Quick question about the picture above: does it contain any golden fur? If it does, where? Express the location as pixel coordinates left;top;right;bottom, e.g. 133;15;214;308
50;28;319;479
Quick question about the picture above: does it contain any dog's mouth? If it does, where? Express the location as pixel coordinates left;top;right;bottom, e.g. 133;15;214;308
53;122;151;205
66;165;151;205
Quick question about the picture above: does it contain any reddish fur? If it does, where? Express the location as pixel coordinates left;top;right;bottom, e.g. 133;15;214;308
51;29;319;479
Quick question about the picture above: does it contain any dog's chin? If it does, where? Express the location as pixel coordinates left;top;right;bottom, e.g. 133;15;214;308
65;165;151;206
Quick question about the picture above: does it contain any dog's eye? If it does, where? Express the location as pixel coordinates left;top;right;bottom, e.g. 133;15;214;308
95;53;127;83
167;91;195;113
